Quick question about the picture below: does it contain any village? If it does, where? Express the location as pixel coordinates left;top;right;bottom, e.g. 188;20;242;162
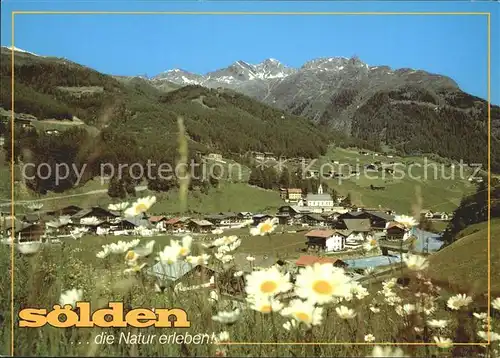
0;180;452;289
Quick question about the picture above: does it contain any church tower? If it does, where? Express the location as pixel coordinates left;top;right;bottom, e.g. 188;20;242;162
318;183;323;195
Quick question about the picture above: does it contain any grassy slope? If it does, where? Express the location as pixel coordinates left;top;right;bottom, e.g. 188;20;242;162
9;182;283;215
427;218;500;294
316;147;476;213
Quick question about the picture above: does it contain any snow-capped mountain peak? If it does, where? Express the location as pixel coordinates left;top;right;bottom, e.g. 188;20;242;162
2;46;41;57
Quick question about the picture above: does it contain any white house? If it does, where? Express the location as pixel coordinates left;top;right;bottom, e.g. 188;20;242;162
325;234;345;252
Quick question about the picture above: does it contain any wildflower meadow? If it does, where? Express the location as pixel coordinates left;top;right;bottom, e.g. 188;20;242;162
0;197;499;357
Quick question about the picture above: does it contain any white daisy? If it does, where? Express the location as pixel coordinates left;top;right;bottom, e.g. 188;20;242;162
245;267;292;297
427;319;448;329
247;295;283;314
363;237;379;252
280;299;323;327
294;263;352;304
402;253;429;271
492;297;500;311
395;304;416;317
96;248;110;259
212;309;241;325
371;346;407;357
157;245;180;264
250;218;278;236
433;336;453;349
133;240;156;257
214;331;230;343
369;305;381;313
364;334;376;342
447;294;473;310
186;254;211;266
473;312;488;321
124;196;157;217
108;202;129;211
394;215;418;228
335;305;357;320
59;288;83;308
477;331;500;341
282;320;298;331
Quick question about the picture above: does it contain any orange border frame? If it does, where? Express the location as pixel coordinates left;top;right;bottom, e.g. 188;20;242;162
8;11;492;355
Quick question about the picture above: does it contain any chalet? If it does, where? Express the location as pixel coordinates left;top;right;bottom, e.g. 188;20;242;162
301;214;326;227
420;210;434;219
431;212;451;221
264;152;276;161
276;205;311;224
364;211;395;229
147;261;216;289
164;217;191;232
187;219;214;233
279;188;287;200
122;216;151;229
218;212;240;224
252;214;274;225
148;215;168;230
339;218;372;233
205;214;228;226
15;223;45;242
305;229;337;251
338;211;370;221
72;207;118;222
237;212;253;220
20;213;41;224
385;222;406;240
2;218;24;237
295;255;348;269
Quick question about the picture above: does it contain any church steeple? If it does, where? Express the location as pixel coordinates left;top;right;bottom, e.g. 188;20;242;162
318;183;323;195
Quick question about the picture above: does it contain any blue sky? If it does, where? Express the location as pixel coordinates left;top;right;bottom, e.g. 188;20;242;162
1;1;499;104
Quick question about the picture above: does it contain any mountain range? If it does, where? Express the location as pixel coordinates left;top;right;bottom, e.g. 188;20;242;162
1;46;499;172
151;56;499;168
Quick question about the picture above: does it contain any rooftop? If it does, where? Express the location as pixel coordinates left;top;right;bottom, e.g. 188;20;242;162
305;229;336;238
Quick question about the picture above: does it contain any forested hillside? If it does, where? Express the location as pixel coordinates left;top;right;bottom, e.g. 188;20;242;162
0;48;343;195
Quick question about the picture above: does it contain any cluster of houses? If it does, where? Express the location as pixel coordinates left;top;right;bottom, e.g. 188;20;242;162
289;208;410;253
0;205;271;243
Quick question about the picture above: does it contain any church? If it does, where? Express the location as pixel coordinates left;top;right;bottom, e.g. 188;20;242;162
298;184;336;213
